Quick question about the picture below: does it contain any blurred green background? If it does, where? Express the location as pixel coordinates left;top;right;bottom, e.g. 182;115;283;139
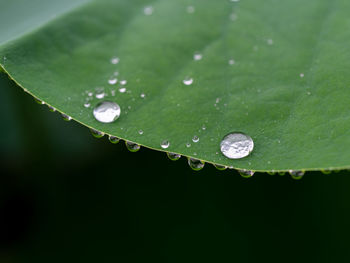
1;72;350;262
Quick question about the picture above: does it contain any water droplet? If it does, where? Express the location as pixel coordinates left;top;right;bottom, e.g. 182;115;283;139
239;169;254;178
48;105;56;112
214;164;227;171
138;130;144;135
220;132;254;159
119;87;126;93
267;39;274;45
278;172;286;176
192;136;199;143
230;0;240;2
120;80;127;85
186;143;191;148
161;140;170;149
34;98;44;105
95;92;105;99
321;169;332;175
186;5;195;14
108;135;120;144
267;171;276;175
61;113;72;121
140;93;146;98
84;102;91;108
88;92;93;97
167;152;181;161
144;6;153;15
228;59;235;65
202;125;206;130
93;101;121;123
289;170;305;180
300;73;305;78
188;158;205;171
306;91;311;96
110;57;120;64
113;71;119;76
125;141;141;152
183;77;193;86
90;129;104;138
193;52;202;61
229;13;238;21
108;78;117;85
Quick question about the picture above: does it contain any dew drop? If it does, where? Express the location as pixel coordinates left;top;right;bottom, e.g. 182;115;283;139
140;93;146;98
108;78;117;85
202;125;206;131
108;135;120;144
186;143;191;148
84;102;91;108
239;169;254;178
188;158;205;171
229;13;238;21
192;136;199;143
120;80;127;85
110;57;120;64
183;77;193;86
138;130;144;135
61;113;72;121
119;87;126;93
48;105;56;112
300;73;305;78
90;129;104;138
161;140;170;149
144;6;153;15
186;5;195;14
267;39;274;45
125;141;141;152
289;170;305;180
88;92;93;97
220;132;254;159
228;59;235;65
93;101;121;123
34;98;44;105
193;52;203;61
214;164;227;171
95;92;105;99
167;152;181;161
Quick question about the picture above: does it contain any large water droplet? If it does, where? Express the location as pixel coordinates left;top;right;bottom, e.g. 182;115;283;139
214;164;227;171
125;141;141;152
183;77;193;86
90;129;104;138
220;132;254;159
93;101;121;123
160;140;170;149
239;169;254;178
192;136;199;143
167;152;181;161
289;170;305;180
188;158;205;171
108;135;120;144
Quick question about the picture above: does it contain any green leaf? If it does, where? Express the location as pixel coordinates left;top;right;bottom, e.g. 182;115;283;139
1;0;350;172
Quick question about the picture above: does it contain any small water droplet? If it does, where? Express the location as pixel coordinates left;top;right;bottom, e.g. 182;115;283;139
229;13;238;21
140;93;146;98
300;73;305;78
228;59;235;65
113;71;119;76
220;132;254;159
183;77;193;86
321;169;332;175
239;169;254;178
90;129;104;138
306;91;311;96
95;92;105;99
289;170;305;180
188;158;205;171
48;105;56;112
192;136;199;143
167;152;181;161
186;143;191;148
120;80;127;85
34;98;44;105
108;135;120;144
214;164;227;171
119;87;126;93
202;125;206;130
230;0;240;2
108;78;117;85
84;102;91;108
161;140;170;149
125;141;141;152
278;172;286;176
138;130;144;135
267;39;274;45
93;101;121;123
88;92;93;97
61;113;72;121
110;57;120;64
186;5;195;14
193;52;203;61
144;6;153;15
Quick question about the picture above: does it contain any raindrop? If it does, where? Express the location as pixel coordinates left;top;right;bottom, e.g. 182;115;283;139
108;135;120;144
289;170;305;180
108;78;117;85
214;164;227;171
140;93;146;98
48;105;56;112
220;132;254;159
202;125;206;131
119;87;126;93
144;6;153;15
34;98;44;105
95;92;105;99
192;136;199;143
110;57;120;64
183;77;193;86
167;152;181;161
161;140;170;149
61;113;72;121
186;143;191;148
120;80;127;85
90;129;104;138
93;101;121;123
193;52;203;61
186;6;195;14
125;141;141;152
138;130;144;135
84;102;91;108
239;169;255;178
188;158;205;171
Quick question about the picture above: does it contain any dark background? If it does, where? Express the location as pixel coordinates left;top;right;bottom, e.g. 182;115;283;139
1;72;350;262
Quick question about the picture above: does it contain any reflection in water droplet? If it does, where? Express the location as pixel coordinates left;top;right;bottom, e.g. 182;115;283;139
188;158;205;171
144;6;153;15
167;152;181;161
183;77;193;86
239;170;254;178
192;136;199;143
214;164;227;171
90;129;104;138
61;113;72;121
160;140;170;149
125;141;141;152
289;170;305;180
93;101;121;123
108;135;120;144
220;132;254;159
138;130;144;135
193;52;202;61
110;57;120;64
